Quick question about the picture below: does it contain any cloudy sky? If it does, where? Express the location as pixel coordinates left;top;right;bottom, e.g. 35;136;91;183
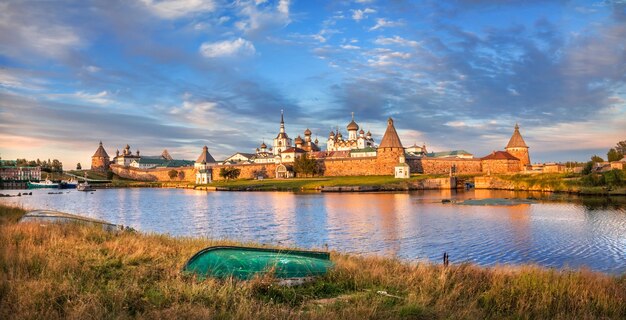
1;0;625;168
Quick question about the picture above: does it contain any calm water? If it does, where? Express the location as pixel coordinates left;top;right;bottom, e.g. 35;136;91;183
2;188;625;273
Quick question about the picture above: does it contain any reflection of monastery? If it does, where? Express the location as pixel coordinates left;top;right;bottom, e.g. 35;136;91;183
93;112;531;183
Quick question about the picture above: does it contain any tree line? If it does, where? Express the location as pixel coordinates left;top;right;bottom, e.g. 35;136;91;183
14;158;63;172
590;140;625;163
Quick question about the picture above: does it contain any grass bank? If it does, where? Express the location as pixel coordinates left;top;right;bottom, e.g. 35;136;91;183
1;204;624;319
494;173;626;195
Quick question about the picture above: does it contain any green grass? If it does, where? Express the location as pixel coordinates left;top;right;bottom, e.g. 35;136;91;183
0;203;625;319
495;173;626;195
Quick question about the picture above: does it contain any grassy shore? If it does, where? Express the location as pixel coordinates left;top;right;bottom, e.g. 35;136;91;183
494;173;626;195
1;205;624;319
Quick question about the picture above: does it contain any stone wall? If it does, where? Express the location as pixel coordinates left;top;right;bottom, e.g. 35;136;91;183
111;164;196;182
320;157;379;176
481;159;521;174
211;163;278;181
112;150;523;182
409;158;483;174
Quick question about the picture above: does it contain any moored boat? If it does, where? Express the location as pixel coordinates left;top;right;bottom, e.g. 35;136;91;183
27;180;59;189
77;181;96;192
59;180;78;189
19;210;123;231
183;246;333;281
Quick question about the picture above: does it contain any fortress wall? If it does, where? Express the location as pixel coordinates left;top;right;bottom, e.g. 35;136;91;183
320;157;379;176
481;159;521;174
111;164;197;182
408;158;483;174
210;163;278;181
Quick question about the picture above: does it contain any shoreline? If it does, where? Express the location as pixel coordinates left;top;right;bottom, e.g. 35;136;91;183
107;172;626;196
1;204;624;319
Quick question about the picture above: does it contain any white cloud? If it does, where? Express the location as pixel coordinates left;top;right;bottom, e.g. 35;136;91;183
218;16;231;24
341;44;360;50
374;35;420;47
235;0;291;36
352;8;376;21
139;0;216;19
46;90;112;105
367;50;411;67
83;65;101;73
277;0;290;15
369;18;403;31
199;38;256;58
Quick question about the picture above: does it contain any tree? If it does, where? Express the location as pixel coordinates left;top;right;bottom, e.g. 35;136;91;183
616;140;626;155
591;155;604;163
50;159;63;172
252;167;268;179
607;148;624;162
219;167;241;180
293;153;318;177
582;161;594;175
76;163;82;170
168;169;178;180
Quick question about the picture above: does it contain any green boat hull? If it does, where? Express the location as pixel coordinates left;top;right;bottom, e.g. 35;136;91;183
27;182;59;189
183;246;333;280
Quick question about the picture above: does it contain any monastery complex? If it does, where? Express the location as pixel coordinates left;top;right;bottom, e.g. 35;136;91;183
92;112;531;183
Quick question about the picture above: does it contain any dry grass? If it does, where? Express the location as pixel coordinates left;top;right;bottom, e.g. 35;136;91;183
1;204;624;319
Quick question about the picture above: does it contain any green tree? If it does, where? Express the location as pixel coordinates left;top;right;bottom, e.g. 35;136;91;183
219;167;241;180
76;163;82;170
293;153;318;177
591;155;604;163
168;169;178;180
51;159;63;172
603;169;624;187
607;148;624;162
582;161;594;175
615;140;626;155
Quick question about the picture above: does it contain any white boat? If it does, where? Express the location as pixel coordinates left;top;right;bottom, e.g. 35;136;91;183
27;180;59;189
77;181;96;192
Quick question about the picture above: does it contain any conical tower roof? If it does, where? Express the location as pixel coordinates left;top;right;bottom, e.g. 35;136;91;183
92;141;109;158
506;123;528;148
379;118;403;148
196;146;216;163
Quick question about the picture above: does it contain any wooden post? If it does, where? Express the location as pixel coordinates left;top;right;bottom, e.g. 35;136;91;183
443;252;449;267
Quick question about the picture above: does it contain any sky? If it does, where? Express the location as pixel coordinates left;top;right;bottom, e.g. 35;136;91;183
1;0;625;168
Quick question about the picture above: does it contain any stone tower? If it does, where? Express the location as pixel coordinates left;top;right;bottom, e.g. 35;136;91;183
505;123;530;169
376;117;405;174
91;141;110;172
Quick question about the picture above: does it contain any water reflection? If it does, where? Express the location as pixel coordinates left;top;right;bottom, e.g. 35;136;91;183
1;188;625;273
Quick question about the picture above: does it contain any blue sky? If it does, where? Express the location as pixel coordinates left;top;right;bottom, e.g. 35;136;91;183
1;0;625;168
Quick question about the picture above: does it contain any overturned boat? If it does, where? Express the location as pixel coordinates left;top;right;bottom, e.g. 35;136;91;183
183;246;333;281
19;210;123;231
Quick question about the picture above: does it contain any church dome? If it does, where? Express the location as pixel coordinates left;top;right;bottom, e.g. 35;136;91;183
295;135;304;144
329;131;335;137
260;142;267;149
347;120;359;131
359;129;365;134
304;128;312;135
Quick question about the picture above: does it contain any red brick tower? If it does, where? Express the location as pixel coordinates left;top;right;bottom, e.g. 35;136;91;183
376;118;405;174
